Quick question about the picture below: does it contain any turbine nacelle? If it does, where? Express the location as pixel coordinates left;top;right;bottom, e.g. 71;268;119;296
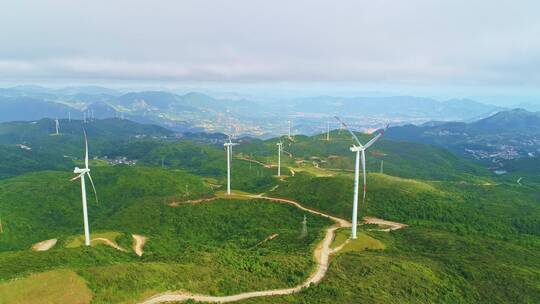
350;145;364;152
73;167;90;174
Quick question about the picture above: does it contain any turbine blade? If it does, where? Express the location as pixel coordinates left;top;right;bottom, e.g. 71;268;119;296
363;133;383;149
334;116;363;147
361;150;367;204
83;128;89;169
70;173;84;181
86;172;99;204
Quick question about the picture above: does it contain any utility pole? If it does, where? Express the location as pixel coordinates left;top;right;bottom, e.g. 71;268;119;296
380;160;384;174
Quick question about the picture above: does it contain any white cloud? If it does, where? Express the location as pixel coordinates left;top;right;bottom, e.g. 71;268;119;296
0;0;538;87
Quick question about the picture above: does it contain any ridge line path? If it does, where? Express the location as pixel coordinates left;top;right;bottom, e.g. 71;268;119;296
140;195;361;304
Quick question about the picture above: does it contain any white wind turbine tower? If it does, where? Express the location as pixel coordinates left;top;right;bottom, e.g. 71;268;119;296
326;120;330;141
335;117;385;239
224;135;238;195
276;140;283;177
288;120;292;138
71;130;99;246
55;118;59;135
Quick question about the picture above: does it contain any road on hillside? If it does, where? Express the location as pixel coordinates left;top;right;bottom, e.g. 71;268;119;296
140;195;402;304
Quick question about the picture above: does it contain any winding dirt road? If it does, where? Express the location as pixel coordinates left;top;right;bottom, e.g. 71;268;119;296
140;195;355;304
363;217;408;231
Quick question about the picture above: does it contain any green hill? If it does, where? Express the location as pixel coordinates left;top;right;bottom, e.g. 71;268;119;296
1;119;540;304
273;172;540;237
0;165;332;303
236;130;490;181
0;166;212;251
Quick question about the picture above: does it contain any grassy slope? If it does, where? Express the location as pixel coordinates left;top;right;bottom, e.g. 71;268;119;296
0;199;331;304
0;118;172;180
104;139;278;193
0;166;212;251
237;131;491;182
0;269;92;304
1;122;539;303
274;172;540;238
0;166;332;303
241;228;540;304
252;171;540;303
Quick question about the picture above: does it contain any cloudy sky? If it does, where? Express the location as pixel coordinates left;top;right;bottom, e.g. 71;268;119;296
0;0;539;98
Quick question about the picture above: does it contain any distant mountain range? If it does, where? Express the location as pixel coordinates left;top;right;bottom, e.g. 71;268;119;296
386;108;540;163
0;85;525;137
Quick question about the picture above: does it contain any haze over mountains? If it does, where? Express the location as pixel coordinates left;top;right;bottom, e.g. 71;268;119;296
3;84;540;169
0;85;513;136
386;109;540;163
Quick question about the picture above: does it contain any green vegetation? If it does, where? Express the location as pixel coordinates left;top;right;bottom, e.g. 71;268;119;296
1;120;540;304
0;166;212;251
0;269;92;304
0;198;331;303
330;229;385;253
0;162;332;303
104;140;278;193
65;231;123;249
0;145;73;179
241;228;540;304
237;131;491;181
273;172;540;238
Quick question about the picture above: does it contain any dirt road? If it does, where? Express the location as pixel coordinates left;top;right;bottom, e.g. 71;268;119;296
363;216;408;231
140;195;352;304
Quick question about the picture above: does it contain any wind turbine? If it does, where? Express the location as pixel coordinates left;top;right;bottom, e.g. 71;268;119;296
55;118;59;135
335;117;385;239
276;140;283;177
223;135;238;195
288;120;292;138
326;121;330;141
71;130;98;246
